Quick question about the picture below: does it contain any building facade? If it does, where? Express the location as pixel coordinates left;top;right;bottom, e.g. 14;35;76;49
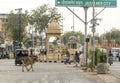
0;14;8;44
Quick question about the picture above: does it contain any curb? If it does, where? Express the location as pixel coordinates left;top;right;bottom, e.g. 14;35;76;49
39;60;64;63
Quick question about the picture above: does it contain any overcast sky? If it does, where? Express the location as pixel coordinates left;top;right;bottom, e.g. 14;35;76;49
0;0;119;36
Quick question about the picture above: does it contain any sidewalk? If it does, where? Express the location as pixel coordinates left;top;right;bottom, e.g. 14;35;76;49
97;61;120;83
70;62;120;83
109;61;120;79
93;62;120;83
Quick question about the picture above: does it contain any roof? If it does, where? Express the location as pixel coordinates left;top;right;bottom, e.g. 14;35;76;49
0;14;7;19
46;20;61;34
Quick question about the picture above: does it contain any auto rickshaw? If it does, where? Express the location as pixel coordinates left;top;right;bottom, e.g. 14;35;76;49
15;49;28;66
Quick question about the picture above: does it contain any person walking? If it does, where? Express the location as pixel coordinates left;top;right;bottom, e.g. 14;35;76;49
66;50;70;60
74;51;80;67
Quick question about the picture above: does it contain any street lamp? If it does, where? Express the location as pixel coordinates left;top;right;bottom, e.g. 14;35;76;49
15;8;22;48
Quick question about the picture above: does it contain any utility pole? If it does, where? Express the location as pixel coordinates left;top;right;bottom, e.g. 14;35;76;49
90;0;96;66
91;0;95;66
73;8;75;34
91;0;102;66
84;7;88;66
66;4;104;67
32;25;34;48
15;8;22;48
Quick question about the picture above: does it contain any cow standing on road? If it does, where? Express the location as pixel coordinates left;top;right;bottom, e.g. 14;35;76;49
21;56;38;72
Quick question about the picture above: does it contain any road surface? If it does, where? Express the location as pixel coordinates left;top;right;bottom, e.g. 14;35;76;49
0;59;102;83
110;61;120;79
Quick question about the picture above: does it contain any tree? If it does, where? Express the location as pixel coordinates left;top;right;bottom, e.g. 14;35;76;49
4;11;28;42
28;4;63;34
100;29;120;45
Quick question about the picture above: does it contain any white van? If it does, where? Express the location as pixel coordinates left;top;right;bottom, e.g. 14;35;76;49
110;48;120;61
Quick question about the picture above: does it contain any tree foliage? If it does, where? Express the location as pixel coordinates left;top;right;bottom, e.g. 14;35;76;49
28;4;63;34
100;29;120;45
4;11;28;42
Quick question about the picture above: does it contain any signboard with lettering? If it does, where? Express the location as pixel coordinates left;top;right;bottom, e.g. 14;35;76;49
55;0;117;7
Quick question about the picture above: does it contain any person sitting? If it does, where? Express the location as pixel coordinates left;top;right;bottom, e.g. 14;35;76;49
23;52;28;57
17;51;23;57
66;50;70;61
108;50;113;65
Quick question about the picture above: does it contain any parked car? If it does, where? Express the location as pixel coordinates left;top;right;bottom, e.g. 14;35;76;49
15;49;28;66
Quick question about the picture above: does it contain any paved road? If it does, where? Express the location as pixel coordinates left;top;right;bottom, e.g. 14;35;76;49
0;59;102;83
109;61;120;79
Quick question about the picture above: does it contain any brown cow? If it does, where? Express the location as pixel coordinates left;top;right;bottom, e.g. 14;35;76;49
21;56;38;72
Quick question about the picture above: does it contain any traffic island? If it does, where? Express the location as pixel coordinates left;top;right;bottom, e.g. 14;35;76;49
97;63;109;74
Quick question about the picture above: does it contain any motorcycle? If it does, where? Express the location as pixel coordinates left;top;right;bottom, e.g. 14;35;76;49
63;55;71;64
108;56;113;66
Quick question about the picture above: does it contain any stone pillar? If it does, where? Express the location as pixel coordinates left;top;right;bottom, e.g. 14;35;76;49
45;37;49;54
97;63;108;74
47;38;49;54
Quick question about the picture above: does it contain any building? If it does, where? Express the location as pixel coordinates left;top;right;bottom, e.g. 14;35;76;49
0;13;8;43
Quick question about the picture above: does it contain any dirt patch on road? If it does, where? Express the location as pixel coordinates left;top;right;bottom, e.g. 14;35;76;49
68;66;120;83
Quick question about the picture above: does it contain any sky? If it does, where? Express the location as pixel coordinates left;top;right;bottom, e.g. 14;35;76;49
0;0;120;36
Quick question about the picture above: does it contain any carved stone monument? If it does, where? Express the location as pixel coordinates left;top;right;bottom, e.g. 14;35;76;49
46;20;61;54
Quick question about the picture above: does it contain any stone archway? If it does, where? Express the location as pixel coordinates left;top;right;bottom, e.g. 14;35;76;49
46;20;61;54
